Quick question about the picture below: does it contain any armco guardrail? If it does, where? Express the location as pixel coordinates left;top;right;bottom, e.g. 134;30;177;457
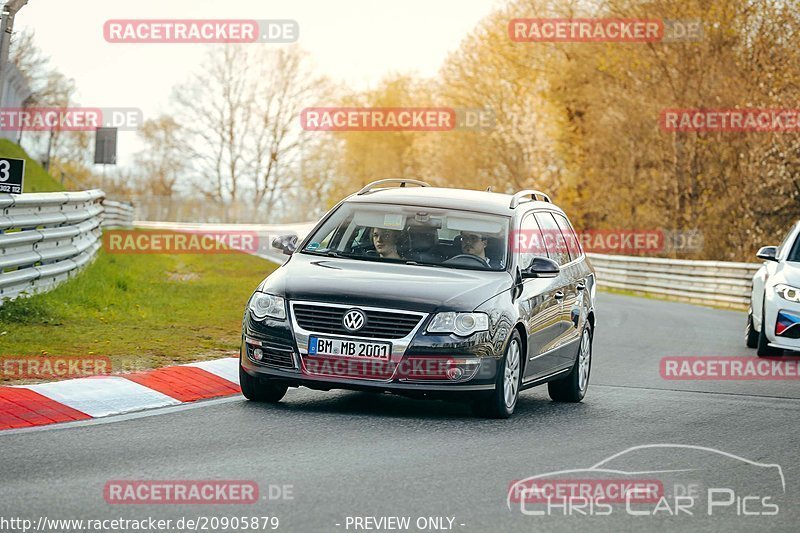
0;189;105;303
102;200;134;228
587;252;761;309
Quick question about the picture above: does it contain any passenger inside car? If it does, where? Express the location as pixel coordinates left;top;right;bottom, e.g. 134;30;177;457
371;228;405;259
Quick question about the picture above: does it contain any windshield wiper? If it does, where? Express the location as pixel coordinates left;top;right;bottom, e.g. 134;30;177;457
404;260;446;268
313;249;360;259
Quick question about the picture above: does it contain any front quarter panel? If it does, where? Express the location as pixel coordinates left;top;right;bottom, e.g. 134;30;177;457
751;263;767;328
473;291;517;359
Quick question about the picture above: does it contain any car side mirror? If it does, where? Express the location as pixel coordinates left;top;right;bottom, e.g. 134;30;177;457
521;256;560;279
756;246;778;262
272;234;298;256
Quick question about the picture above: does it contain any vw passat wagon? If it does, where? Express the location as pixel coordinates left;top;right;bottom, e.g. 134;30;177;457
240;180;596;418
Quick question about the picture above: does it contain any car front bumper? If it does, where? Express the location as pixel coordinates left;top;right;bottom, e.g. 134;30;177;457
241;308;503;395
764;290;800;353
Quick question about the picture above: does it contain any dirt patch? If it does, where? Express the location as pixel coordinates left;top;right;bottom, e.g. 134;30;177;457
167;271;200;282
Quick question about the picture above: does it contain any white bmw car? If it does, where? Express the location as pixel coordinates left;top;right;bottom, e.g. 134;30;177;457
747;221;800;356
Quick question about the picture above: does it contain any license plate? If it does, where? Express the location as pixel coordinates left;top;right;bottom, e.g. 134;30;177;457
308;336;391;360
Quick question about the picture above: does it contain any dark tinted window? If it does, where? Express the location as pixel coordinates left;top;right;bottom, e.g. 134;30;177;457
786;226;800;262
778;225;798;261
553;213;582;260
534;211;571;265
519;213;547;269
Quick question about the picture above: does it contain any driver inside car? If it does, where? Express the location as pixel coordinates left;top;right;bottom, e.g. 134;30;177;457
459;231;502;268
460;231;489;260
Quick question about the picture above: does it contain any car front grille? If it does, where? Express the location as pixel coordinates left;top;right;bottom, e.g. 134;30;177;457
292;303;422;339
247;335;295;368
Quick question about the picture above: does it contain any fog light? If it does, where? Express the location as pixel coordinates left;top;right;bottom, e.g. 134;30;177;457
446;367;463;380
253;348;264;361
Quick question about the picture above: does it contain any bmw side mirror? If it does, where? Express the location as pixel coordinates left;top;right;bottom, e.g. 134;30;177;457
521;256;560;279
756;246;778;262
272;234;298;256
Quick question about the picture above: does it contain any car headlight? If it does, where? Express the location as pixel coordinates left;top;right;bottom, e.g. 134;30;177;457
776;284;800;303
427;312;489;336
248;292;286;320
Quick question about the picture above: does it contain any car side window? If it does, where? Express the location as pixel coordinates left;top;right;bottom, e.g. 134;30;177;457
553;213;582;261
778;225;798;261
534;211;571;266
519;213;547;269
785;229;800;262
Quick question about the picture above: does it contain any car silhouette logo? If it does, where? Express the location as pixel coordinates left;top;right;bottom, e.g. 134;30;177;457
342;309;366;332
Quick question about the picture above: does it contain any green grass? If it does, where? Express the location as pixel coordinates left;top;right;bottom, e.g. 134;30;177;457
0;249;276;381
0;139;64;192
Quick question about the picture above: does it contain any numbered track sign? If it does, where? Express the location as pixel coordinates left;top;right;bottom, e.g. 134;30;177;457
0;157;25;194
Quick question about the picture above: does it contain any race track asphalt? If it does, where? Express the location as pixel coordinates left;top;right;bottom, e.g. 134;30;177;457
1;293;798;532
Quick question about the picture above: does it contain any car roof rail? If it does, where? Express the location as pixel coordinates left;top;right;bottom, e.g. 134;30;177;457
509;189;551;208
356;178;431;195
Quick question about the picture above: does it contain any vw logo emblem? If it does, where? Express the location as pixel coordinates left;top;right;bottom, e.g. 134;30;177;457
342;309;366;332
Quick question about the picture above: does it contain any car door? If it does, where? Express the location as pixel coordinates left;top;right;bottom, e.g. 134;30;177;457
517;212;566;382
553;212;585;348
533;211;578;370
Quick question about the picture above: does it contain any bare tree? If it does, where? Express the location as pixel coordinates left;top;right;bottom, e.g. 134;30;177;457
171;45;256;207
248;46;327;214
135;115;186;198
170;44;328;221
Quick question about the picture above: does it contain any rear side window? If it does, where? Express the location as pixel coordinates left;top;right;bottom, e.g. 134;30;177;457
553;213;582;260
519;213;546;268
534;212;571;266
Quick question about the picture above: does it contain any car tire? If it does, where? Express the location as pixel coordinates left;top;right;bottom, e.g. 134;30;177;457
548;324;592;402
745;311;759;348
239;365;289;402
757;303;783;358
472;331;523;419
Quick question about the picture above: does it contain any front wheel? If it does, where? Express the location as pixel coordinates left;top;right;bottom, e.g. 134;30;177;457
745;311;759;349
472;331;522;419
548;325;592;402
757;303;782;358
239;366;288;402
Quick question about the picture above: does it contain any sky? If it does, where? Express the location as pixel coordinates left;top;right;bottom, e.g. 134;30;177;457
15;0;504;166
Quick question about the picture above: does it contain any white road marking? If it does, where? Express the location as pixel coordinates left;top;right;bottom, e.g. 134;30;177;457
185;358;239;383
22;376;181;417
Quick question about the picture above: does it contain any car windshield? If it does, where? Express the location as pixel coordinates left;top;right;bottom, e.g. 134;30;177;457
301;202;509;271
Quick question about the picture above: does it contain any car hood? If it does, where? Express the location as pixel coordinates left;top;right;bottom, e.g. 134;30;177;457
259;253;513;313
774;261;800;287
